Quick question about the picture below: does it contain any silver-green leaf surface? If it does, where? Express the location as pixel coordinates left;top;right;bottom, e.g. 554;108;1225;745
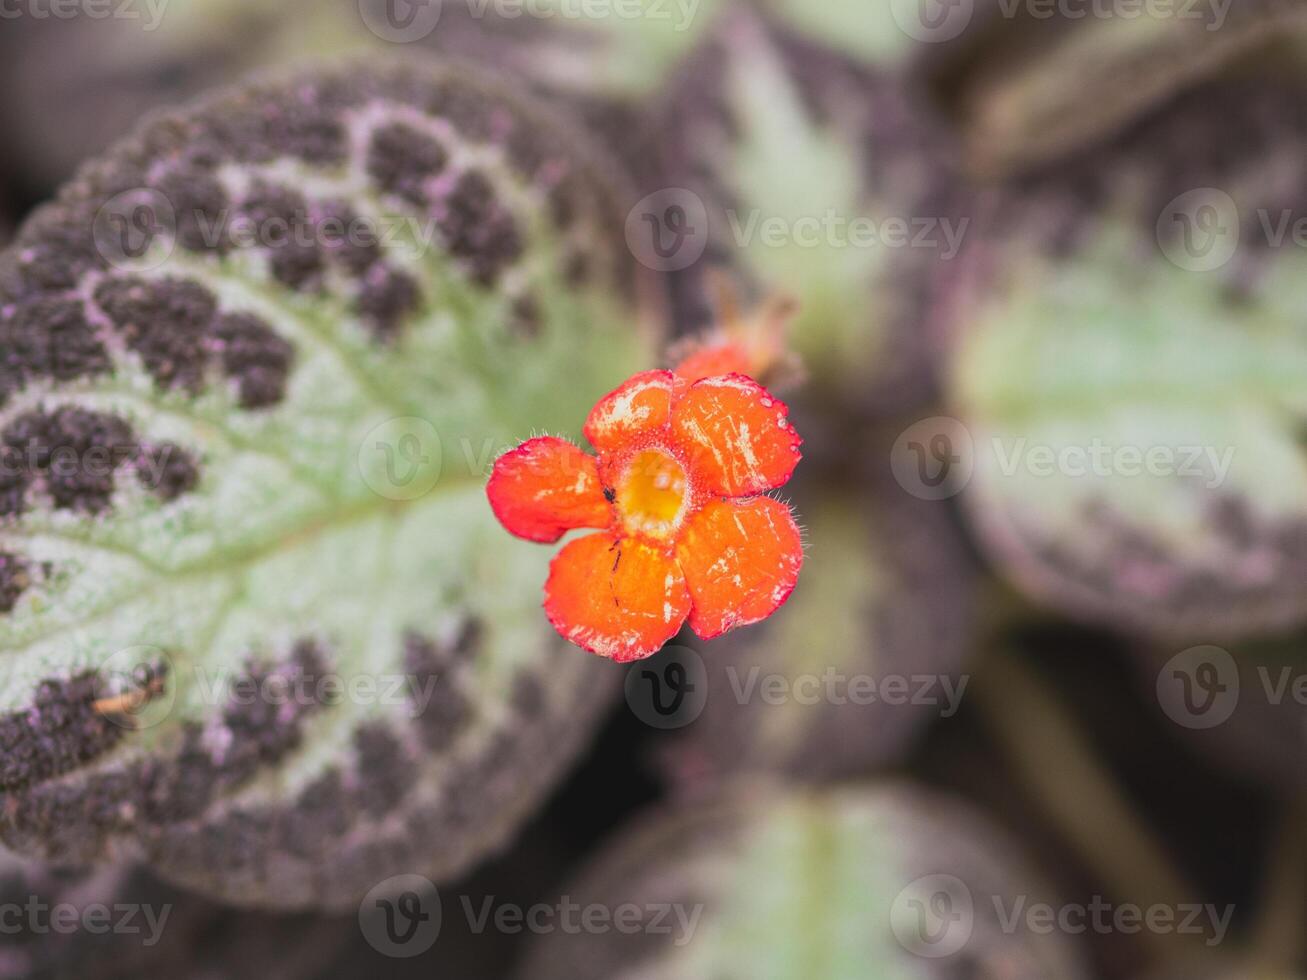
517;782;1090;980
0;62;656;909
650;7;966;421
948;80;1307;640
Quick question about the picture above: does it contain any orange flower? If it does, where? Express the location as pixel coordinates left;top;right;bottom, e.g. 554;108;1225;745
487;369;804;662
669;273;803;391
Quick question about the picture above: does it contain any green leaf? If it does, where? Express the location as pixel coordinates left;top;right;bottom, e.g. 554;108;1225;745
662;473;976;781
960;0;1307;177
655;10;964;417
419;0;734;102
517;783;1090;980
1140;635;1307;791
949;81;1307;639
0;63;655;908
759;0;922;68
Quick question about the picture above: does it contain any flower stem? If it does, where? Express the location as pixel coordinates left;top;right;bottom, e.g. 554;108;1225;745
972;644;1202;964
1249;796;1307;971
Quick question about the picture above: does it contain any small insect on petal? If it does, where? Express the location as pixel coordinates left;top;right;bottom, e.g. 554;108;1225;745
545;532;691;662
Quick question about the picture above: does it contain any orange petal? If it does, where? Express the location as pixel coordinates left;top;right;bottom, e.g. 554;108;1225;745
487;437;611;543
673;341;752;385
676;496;803;640
545;532;691;662
583;370;675;454
670;375;802;497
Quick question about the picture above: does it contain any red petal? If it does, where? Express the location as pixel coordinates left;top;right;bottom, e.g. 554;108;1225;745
670;375;802;497
673;342;752;385
584;370;676;454
545;532;691;662
487;437;611;543
676;496;803;640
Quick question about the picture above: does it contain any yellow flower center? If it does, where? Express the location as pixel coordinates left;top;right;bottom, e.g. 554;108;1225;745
616;448;690;541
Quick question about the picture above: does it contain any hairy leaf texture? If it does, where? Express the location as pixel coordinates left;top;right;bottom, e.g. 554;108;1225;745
0;61;656;909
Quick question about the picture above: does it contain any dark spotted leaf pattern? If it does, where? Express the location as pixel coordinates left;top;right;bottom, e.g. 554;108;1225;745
0;62;655;909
